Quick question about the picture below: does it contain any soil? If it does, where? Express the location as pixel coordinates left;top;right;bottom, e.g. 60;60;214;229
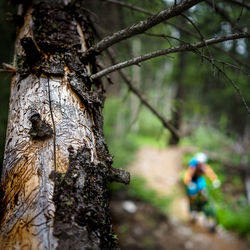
110;146;250;250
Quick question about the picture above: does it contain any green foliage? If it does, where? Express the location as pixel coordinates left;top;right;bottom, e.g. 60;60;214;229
206;177;250;236
103;97;138;168
103;97;170;168
217;206;250;236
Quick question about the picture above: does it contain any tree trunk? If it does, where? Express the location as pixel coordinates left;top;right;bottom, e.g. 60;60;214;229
169;53;185;145
169;28;186;145
0;1;128;249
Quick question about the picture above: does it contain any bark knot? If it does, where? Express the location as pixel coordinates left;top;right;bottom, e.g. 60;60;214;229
29;113;53;140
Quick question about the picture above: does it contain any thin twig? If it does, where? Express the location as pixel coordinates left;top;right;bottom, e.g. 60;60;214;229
90;32;250;80
143;32;249;75
0;63;16;73
100;0;200;39
100;0;250;70
105;48;181;139
190;49;250;114
83;0;203;57
181;13;215;70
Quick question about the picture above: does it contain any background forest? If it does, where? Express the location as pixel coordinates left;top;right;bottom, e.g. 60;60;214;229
0;0;250;247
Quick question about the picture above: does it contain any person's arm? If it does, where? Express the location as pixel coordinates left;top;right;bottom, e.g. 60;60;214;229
203;164;217;181
184;167;195;185
204;164;221;188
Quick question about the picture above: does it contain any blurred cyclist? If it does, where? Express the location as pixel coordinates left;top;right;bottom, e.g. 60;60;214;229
184;152;220;216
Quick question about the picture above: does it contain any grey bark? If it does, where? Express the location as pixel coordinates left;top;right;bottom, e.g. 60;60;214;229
0;1;128;249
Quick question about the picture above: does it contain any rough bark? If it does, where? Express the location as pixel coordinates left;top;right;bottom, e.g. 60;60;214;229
0;1;128;249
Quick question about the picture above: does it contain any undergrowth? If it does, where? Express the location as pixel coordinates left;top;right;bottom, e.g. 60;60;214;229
109;176;171;213
104;96;250;237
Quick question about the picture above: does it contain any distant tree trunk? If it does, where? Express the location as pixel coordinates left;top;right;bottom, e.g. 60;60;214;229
169;52;186;145
130;38;141;131
0;1;128;249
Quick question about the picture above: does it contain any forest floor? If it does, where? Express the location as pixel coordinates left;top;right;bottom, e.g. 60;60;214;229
110;146;250;250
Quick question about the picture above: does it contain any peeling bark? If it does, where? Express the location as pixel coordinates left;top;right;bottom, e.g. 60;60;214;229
0;1;128;249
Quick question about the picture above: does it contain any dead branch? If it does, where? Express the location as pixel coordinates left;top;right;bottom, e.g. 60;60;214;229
83;0;203;57
101;0;250;70
190;47;250;114
213;62;250;114
143;32;249;75
105;48;181;140
0;63;16;73
180;13;215;69
92;23;181;139
100;0;200;39
90;32;250;80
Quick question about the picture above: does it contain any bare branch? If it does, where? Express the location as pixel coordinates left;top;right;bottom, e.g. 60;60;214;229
100;0;250;70
101;0;200;39
143;32;249;74
105;48;181;139
83;0;203;57
215;65;250;114
91;23;181;139
0;63;16;73
180;13;215;70
90;32;250;80
190;48;250;114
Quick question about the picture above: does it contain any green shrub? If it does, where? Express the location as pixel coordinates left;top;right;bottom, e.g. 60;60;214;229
216;206;250;236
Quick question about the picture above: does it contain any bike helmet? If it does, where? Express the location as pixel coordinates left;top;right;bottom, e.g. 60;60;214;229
195;152;208;164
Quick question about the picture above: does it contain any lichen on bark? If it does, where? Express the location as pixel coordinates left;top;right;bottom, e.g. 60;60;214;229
51;146;118;249
0;0;129;249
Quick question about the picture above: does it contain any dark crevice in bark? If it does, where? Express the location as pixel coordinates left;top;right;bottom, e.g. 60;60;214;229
51;147;118;250
28;112;53;140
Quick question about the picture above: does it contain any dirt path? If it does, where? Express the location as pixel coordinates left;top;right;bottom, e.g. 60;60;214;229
127;146;250;250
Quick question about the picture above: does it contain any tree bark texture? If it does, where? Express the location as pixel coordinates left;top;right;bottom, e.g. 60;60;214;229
0;1;125;249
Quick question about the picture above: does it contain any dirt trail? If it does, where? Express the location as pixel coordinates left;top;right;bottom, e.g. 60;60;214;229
127;146;250;250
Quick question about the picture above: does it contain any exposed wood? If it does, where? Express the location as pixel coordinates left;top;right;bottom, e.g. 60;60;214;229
0;1;126;249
